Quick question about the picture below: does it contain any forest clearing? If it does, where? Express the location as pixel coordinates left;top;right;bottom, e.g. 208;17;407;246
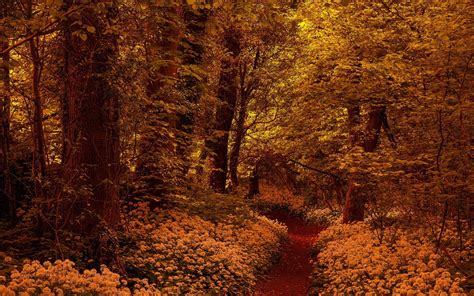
0;0;473;295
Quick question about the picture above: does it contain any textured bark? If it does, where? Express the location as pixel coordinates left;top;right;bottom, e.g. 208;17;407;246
135;4;182;200
342;104;386;223
0;5;14;223
228;105;247;190
176;7;208;169
209;28;241;193
61;0;120;237
364;106;386;152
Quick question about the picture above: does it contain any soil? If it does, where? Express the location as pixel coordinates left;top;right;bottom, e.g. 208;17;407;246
253;210;322;296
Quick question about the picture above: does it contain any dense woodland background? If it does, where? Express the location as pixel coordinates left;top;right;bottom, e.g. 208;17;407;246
0;0;473;294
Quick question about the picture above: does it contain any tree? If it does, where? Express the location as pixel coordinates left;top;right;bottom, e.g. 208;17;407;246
0;0;14;224
134;1;182;202
208;27;241;193
60;0;121;262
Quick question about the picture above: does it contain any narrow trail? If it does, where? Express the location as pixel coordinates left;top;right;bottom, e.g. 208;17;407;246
254;210;322;296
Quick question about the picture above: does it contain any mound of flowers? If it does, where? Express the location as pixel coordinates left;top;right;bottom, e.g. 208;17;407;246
121;202;288;294
0;259;157;295
311;222;468;295
0;202;287;295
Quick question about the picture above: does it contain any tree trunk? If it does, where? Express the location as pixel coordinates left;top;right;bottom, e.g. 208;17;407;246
176;6;208;172
27;0;47;198
247;163;260;199
135;3;181;201
228;107;246;190
229;50;260;190
60;0;121;261
342;104;386;223
0;6;14;224
209;28;241;193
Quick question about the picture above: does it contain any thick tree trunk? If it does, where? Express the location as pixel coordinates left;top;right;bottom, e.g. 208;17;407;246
176;7;208;171
364;106;386;152
135;4;181;201
61;0;121;251
0;15;14;224
342;104;386;223
209;28;241;193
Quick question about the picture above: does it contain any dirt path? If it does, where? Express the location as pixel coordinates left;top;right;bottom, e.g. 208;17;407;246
254;210;322;296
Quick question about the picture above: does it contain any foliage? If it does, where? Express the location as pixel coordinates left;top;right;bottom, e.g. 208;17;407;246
311;222;471;295
120;202;287;294
304;207;341;227
0;259;157;295
251;184;306;215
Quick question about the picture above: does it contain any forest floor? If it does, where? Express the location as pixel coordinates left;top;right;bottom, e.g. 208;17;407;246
254;210;322;296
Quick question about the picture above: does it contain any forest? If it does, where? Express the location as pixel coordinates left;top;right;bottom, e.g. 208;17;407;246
0;0;473;295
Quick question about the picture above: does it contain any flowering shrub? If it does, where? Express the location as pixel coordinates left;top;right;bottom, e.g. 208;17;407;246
304;207;341;226
0;202;287;295
311;223;468;295
0;259;158;295
121;202;287;294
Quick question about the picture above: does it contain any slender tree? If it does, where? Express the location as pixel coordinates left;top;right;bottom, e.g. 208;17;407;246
209;27;241;193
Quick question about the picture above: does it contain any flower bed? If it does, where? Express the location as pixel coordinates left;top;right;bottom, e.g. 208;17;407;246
0;202;287;295
311;223;468;295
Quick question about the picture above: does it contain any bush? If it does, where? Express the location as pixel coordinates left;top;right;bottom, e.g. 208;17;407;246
121;202;287;294
311;223;468;295
0;201;287;295
0;259;157;295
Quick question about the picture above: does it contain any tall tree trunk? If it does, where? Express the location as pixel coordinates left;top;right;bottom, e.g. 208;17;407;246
0;6;14;224
135;3;181;201
27;0;47;199
176;6;208;173
228;102;247;190
229;50;260;190
209;28;241;193
342;104;386;223
60;0;121;263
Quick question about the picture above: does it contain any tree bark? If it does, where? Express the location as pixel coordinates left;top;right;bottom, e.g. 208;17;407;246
60;0;121;248
135;3;182;201
209;28;241;193
176;6;208;172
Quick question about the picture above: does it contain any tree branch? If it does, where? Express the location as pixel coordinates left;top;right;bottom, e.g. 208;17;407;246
288;158;343;181
0;6;81;55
